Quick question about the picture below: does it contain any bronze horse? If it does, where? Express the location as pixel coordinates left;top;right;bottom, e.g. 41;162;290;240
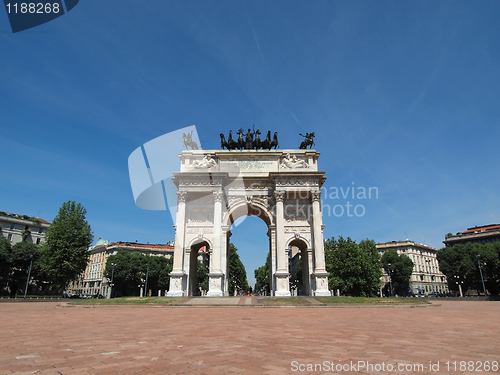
299;132;315;149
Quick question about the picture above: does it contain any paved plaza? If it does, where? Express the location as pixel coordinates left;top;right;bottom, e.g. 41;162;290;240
0;300;498;374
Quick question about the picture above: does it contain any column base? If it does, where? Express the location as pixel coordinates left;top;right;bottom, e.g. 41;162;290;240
275;270;290;297
207;270;224;297
167;271;186;297
275;290;292;297
313;272;329;297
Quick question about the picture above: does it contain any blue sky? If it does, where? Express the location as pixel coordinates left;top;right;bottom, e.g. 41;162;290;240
1;1;499;287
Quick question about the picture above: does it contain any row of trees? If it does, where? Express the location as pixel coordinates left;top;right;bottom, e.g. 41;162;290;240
253;236;415;297
103;243;250;297
104;250;173;297
437;242;500;295
0;197;253;297
325;236;414;297
0;201;93;296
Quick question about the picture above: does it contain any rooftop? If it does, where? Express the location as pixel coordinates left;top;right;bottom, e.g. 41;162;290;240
0;211;51;225
376;240;437;251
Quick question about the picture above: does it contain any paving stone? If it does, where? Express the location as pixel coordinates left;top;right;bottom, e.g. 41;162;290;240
0;301;498;374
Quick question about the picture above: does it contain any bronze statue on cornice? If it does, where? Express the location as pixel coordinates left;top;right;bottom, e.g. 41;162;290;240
299;132;315;149
220;126;279;150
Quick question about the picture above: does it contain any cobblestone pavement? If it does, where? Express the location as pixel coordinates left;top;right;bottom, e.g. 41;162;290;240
0;300;499;374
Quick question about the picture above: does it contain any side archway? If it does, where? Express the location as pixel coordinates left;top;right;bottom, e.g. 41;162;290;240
187;239;210;296
287;237;311;296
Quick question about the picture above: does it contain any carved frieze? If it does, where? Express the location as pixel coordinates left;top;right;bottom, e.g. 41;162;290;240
275;179;319;187
186;208;213;224
186;154;217;169
186;227;214;234
284;226;310;233
280;153;309;169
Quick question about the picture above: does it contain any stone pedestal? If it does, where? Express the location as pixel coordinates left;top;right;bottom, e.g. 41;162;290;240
166;271;186;297
207;270;224;297
275;270;291;297
313;272;330;296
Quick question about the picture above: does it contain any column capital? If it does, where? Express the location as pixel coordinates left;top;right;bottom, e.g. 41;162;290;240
310;190;321;202
177;190;188;202
213;190;224;202
274;190;285;202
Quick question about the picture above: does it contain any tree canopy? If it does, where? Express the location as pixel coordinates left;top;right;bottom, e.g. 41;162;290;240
325;236;382;297
40;201;93;290
254;252;270;295
0;237;13;291
104;250;173;297
380;249;414;296
437;242;500;295
227;243;248;295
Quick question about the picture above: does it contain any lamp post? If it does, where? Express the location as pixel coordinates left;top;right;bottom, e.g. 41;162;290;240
426;259;434;294
477;255;487;296
144;265;149;297
23;256;33;299
108;263;116;299
454;275;463;297
387;263;393;297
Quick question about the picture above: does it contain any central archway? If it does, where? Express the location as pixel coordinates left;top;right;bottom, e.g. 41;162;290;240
166;149;330;297
222;200;274;295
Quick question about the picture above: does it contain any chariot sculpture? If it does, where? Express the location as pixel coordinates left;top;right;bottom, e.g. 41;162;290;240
220;127;278;150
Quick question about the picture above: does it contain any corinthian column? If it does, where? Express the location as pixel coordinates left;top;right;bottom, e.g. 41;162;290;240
274;190;290;296
167;190;188;297
207;190;224;297
311;189;330;296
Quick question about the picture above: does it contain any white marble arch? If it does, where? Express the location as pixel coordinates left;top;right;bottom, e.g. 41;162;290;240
166;149;330;297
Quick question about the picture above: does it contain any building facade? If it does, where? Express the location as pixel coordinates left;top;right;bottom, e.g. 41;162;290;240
444;224;500;247
377;241;448;295
66;240;175;298
0;211;50;245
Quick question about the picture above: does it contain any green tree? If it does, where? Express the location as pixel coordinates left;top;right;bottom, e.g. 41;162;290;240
40;201;93;290
104;251;173;297
197;260;209;294
381;249;414;296
143;255;173;296
227;243;248;295
9;242;40;297
325;236;382;296
254;252;270;295
0;237;13;292
480;242;500;295
437;242;500;295
436;244;475;294
104;250;146;296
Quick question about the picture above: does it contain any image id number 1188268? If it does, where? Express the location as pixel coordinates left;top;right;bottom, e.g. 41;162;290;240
5;2;60;13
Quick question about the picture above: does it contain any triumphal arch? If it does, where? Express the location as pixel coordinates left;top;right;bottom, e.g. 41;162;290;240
166;145;330;297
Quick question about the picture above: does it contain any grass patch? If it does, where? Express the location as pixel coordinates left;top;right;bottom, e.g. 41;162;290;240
66;297;178;305
259;297;312;306
314;297;430;305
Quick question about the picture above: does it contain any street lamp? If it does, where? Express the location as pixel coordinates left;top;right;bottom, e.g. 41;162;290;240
477;255;487;296
144;265;149;297
108;263;116;299
387;263;393;297
23;256;33;299
454;275;463;297
426;259;434;294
